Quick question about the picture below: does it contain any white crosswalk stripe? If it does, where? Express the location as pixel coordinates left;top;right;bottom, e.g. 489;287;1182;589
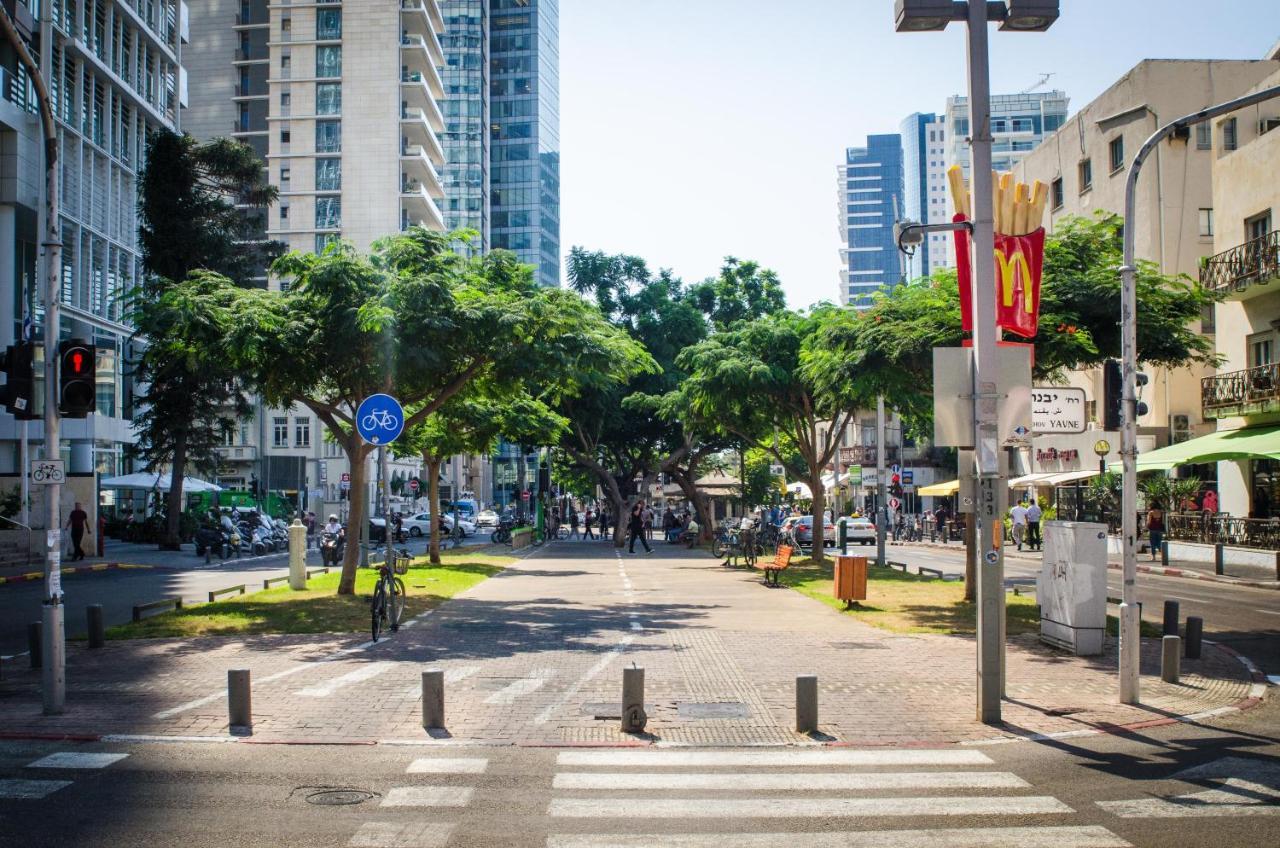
406;757;488;774
296;662;393;697
348;821;455;848
0;778;73;799
26;752;128;770
381;786;474;807
1098;778;1280;818
546;747;1128;846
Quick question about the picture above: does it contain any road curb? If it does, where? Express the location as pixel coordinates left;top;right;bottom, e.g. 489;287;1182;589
0;562;154;587
1107;561;1280;591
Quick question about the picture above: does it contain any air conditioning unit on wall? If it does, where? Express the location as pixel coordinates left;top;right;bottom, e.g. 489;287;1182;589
1171;414;1192;443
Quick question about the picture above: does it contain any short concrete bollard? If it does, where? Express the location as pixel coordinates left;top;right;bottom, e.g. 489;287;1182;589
289;519;307;590
1185;616;1204;659
1160;540;1169;566
1161;636;1181;684
28;622;41;669
87;604;105;649
621;666;647;734
1162;600;1180;637
421;669;445;730
796;674;818;734
228;668;252;731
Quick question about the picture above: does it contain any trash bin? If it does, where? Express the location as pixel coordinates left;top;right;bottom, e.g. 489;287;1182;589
833;554;867;607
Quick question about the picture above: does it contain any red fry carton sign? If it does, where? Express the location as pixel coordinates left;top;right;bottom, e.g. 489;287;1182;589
952;213;1045;340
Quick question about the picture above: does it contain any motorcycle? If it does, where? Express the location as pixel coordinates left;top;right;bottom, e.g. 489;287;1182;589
320;529;345;567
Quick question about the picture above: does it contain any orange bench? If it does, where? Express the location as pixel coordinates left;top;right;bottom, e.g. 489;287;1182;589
758;545;794;586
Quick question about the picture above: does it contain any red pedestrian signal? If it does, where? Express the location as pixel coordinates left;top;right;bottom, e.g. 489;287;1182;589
58;339;96;418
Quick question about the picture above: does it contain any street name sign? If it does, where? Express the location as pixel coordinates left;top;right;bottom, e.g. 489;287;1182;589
1031;386;1087;434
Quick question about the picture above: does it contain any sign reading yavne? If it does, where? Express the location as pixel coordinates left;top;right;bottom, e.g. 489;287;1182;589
1031;387;1087;434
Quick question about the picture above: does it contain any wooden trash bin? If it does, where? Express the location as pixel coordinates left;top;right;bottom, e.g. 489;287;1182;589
833;554;867;608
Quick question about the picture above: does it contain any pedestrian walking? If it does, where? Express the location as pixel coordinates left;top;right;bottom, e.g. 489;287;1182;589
304;511;317;549
628;502;652;554
569;508;580;540
1025;500;1042;551
1146;505;1165;561
642;505;654;540
67;502;90;561
933;503;949;545
1010;500;1028;551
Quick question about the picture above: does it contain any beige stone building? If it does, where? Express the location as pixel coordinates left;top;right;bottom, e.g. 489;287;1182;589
1015;59;1280;462
1201;63;1280;519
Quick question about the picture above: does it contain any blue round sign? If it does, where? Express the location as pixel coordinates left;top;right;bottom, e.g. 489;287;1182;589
355;393;405;445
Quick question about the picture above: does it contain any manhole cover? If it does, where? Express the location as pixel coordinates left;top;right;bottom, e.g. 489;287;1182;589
678;702;749;720
1045;707;1085;717
305;789;376;806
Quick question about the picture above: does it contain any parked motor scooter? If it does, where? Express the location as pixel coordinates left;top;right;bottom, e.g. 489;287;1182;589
320;529;345;567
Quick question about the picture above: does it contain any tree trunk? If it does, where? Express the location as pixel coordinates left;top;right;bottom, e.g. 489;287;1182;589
672;471;714;543
426;455;442;564
809;470;827;564
337;439;370;595
964;515;977;603
161;428;188;551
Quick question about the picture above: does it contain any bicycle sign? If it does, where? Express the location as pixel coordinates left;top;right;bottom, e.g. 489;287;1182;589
30;459;65;485
355;393;405;445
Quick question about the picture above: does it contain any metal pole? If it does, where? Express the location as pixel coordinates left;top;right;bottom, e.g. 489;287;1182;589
875;395;887;567
964;0;1004;725
1117;83;1280;705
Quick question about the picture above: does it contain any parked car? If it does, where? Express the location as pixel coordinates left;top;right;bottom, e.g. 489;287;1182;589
475;509;500;529
840;517;877;545
792;515;837;548
399;512;477;538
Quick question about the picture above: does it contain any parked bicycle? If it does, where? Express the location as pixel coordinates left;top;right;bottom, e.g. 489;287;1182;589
370;547;409;642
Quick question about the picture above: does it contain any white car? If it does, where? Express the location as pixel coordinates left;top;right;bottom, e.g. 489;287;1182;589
401;512;477;537
841;517;877;545
475;509;499;528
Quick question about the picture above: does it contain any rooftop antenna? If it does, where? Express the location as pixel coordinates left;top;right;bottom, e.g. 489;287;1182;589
1020;72;1055;95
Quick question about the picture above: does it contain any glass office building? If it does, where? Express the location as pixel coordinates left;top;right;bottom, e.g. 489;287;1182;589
899;112;950;281
440;0;489;246
837;135;905;308
489;0;559;287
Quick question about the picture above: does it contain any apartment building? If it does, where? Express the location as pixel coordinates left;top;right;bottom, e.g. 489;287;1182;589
1014;59;1279;474
945;89;1068;177
0;0;188;524
1200;62;1280;519
899;112;949;281
184;0;450;514
837;135;904;307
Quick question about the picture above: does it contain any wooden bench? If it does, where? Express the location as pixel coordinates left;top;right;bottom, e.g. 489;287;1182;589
757;545;794;586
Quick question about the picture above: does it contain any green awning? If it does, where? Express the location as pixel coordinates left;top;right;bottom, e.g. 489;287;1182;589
1108;425;1280;472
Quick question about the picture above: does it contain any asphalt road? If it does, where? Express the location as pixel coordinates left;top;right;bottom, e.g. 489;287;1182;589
0;698;1276;848
881;543;1280;676
0;536;488;658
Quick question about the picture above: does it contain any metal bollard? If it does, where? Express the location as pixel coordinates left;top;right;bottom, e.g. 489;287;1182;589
621;666;647;733
838;520;848;555
421;669;445;730
1161;635;1181;684
87;604;105;649
796;674;818;734
28;622;41;669
228;669;252;731
1160;540;1169;566
1162;600;1180;637
1214;542;1225;576
1185;616;1203;659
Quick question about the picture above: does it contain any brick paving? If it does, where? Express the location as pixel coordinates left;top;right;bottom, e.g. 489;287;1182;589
0;540;1262;746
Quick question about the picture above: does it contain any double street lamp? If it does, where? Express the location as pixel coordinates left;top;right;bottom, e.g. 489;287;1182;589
895;0;1058;724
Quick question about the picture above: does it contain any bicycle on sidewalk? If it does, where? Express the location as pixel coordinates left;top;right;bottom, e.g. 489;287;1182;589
370;546;410;642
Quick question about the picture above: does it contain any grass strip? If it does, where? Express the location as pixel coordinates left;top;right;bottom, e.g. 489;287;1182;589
105;550;512;639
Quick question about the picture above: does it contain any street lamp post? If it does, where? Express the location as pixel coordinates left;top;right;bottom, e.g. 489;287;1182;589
895;0;1058;724
1115;83;1280;704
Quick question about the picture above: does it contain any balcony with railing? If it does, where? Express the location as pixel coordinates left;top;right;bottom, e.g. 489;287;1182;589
401;180;445;232
1202;363;1280;420
400;146;444;199
400;2;445;64
1200;229;1280;299
837;445;901;467
400;72;445;131
400;107;445;165
215;444;258;462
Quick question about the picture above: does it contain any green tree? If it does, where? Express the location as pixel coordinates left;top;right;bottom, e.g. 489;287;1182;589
131;131;281;549
169;229;645;593
679;308;865;562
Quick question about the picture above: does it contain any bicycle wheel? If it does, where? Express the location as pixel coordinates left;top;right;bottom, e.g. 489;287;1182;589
389;577;406;630
711;537;725;558
371;582;386;642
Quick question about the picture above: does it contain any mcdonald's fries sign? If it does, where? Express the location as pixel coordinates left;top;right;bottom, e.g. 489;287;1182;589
952;215;1046;340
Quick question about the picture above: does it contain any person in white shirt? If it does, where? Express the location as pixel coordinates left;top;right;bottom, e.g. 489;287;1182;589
324;514;343;535
1025;501;1043;551
1010;501;1029;551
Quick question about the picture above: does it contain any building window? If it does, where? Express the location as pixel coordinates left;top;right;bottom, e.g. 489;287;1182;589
281;53;291;71
315;120;341;153
1051;177;1064;210
273;417;289;448
1078;158;1092;193
1198;208;1214;237
1196;122;1212;150
1109;136;1124;173
280;204;289;221
316;233;339;254
280;91;291;109
1246;210;1272;242
315;82;341;115
316;46;342;78
280;127;291;144
295;418;311;448
280;166;290;185
281;17;291;37
316;196;341;229
1223;117;1238;151
315;158;341;191
1249;332;1275;368
317;9;342;40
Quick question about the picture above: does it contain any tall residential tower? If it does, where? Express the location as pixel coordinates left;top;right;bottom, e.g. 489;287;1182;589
837;135;904;307
899;112;949;281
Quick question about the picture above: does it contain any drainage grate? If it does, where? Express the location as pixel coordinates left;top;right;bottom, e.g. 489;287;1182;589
305;789;376;806
678;702;749;720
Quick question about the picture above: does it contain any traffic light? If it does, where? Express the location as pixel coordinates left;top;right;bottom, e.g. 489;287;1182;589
0;341;38;420
1102;359;1149;430
58;339;96;418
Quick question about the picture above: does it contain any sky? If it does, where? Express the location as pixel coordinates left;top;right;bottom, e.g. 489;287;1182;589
558;0;1280;310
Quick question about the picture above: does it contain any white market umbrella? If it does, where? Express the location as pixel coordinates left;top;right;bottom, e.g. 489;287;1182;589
100;471;223;494
787;481;813;499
